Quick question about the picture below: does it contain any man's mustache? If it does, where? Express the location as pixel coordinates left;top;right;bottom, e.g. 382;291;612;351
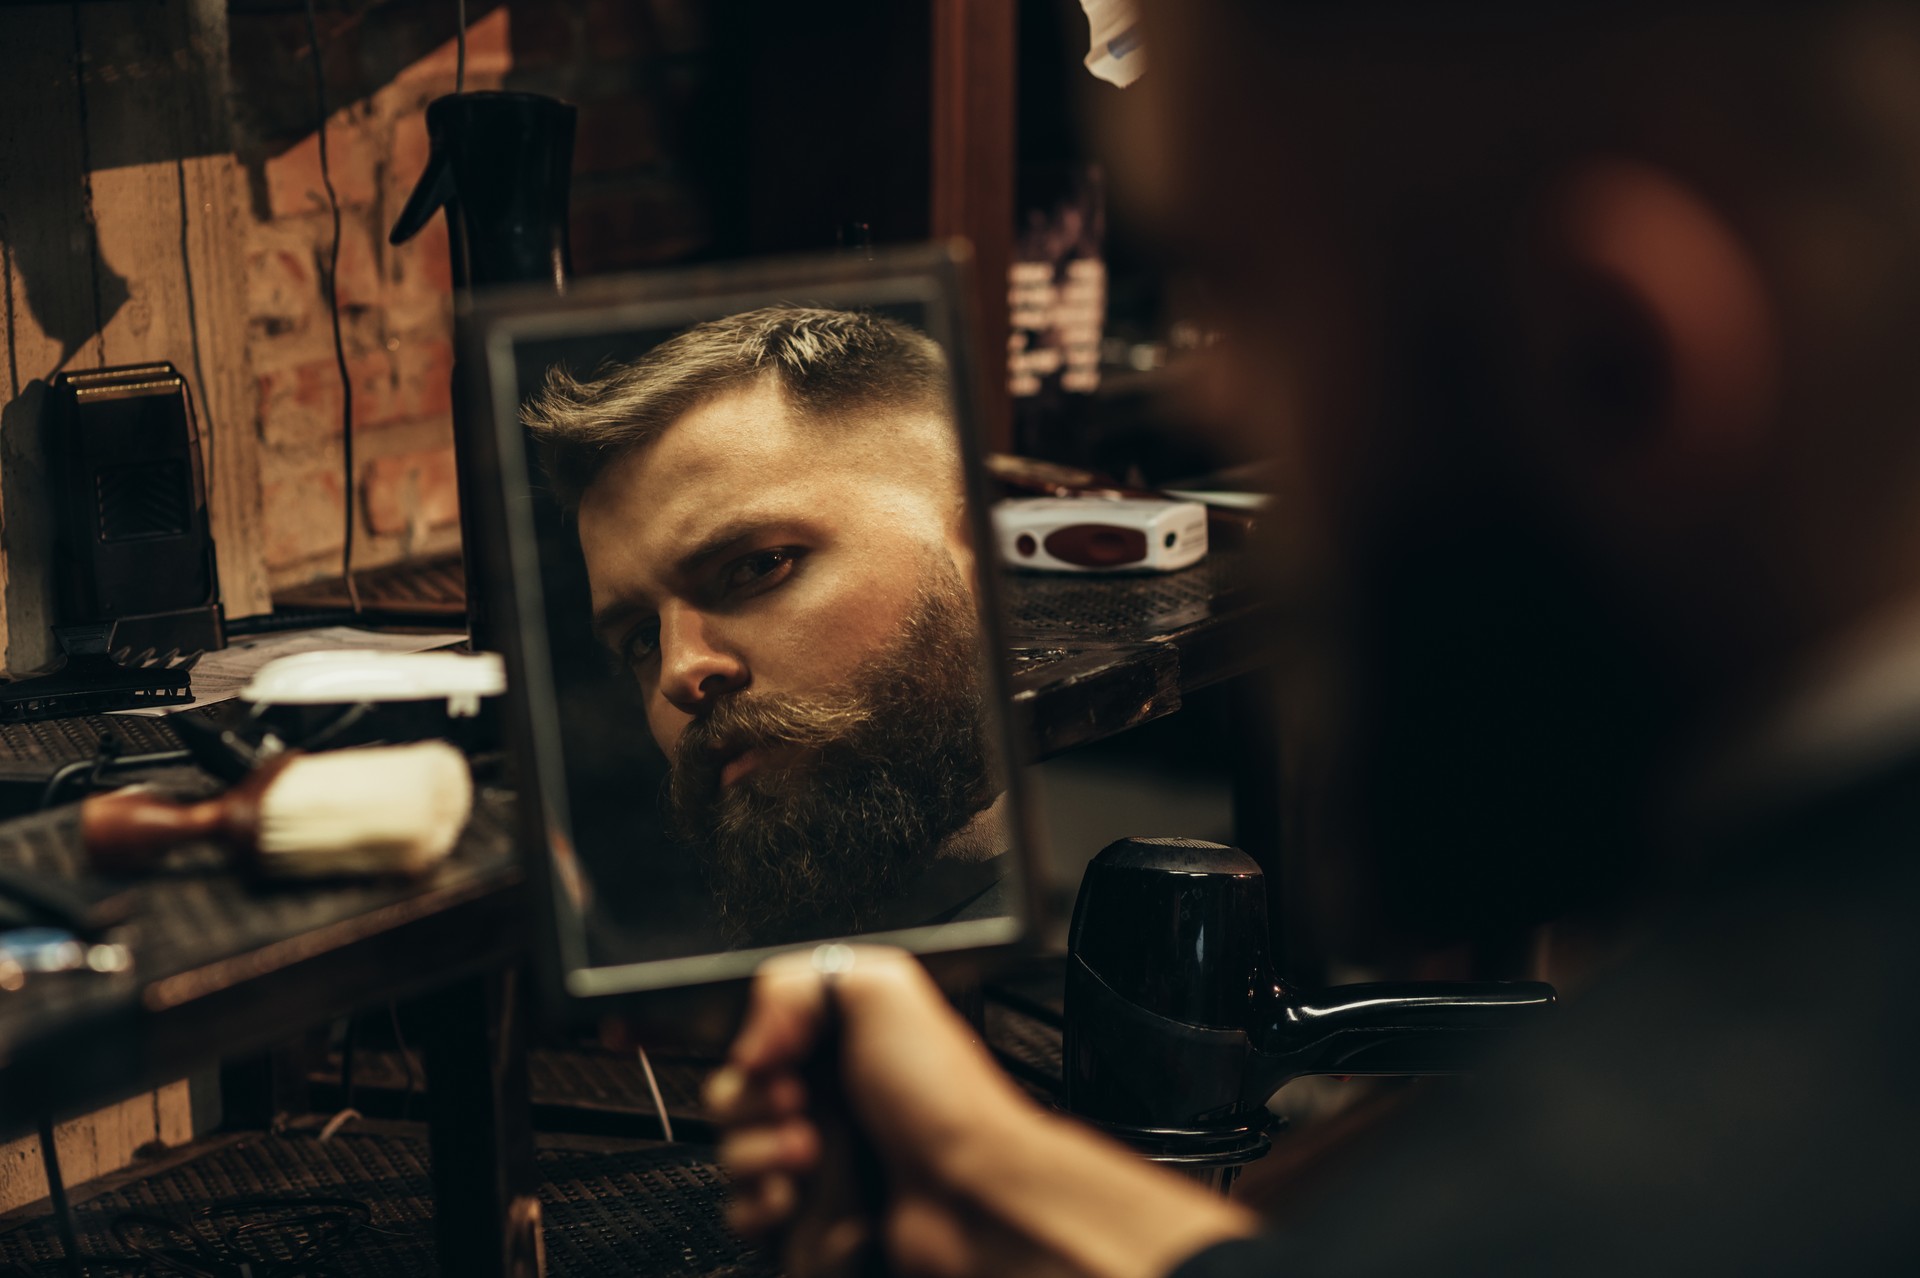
671;690;878;788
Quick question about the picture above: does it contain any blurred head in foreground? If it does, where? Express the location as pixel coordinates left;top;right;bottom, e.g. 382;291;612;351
1118;0;1920;943
525;307;997;944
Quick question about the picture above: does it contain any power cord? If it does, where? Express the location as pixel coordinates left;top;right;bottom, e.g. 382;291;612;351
301;0;362;616
38;739;193;811
173;157;215;518
456;0;469;93
636;1046;675;1143
35;1117;83;1278
318;1013;362;1143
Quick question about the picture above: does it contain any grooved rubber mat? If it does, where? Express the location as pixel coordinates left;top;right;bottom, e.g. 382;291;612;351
985;1002;1063;1098
985;961;1067;1103
0;715;181;766
0;1129;771;1277
1007;556;1255;642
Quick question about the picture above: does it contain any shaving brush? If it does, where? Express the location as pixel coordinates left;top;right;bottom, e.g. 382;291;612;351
80;741;473;879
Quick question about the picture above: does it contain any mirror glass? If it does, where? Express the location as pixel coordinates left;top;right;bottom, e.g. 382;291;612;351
477;250;1032;995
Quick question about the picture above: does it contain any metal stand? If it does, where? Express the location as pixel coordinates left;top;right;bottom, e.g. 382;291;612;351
420;965;538;1278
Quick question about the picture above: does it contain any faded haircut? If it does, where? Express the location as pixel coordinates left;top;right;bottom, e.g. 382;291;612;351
521;306;953;512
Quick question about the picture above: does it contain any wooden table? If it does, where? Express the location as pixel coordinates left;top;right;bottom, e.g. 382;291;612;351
1002;548;1272;757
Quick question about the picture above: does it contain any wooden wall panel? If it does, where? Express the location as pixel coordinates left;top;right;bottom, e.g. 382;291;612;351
0;1082;192;1214
0;0;269;678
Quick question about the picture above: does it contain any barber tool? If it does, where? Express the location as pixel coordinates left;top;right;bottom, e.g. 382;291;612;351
392;90;576;649
49;363;225;659
1065;837;1556;1192
390;92;576;291
985;452;1258;550
994;497;1208;572
78;741;473;880
2;363;225;722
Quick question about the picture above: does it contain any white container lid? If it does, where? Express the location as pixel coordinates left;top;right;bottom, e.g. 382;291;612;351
241;649;506;706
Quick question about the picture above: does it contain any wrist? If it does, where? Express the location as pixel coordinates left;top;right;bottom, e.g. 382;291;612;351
943;1104;1261;1278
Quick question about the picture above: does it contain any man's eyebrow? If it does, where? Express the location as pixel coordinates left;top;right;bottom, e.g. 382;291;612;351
588;515;790;647
670;516;780;581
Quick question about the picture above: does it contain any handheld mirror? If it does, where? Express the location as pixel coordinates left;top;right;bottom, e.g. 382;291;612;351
465;246;1039;1022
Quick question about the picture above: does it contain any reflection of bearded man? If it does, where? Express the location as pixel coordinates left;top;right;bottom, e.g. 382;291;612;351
668;559;995;946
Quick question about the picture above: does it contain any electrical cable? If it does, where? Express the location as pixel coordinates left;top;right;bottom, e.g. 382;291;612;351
35;1117;84;1278
302;0;362;616
456;0;469;93
173;156;216;516
39;749;194;812
31;767;147;1276
636;1046;675;1143
318;1014;362;1142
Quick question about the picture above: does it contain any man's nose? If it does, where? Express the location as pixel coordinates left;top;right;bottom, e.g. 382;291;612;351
657;608;748;713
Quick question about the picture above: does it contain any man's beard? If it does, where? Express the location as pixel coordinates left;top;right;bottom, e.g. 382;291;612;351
668;565;997;947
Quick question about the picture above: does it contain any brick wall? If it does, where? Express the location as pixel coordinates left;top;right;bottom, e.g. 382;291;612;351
228;1;731;591
226;1;939;588
232;6;513;592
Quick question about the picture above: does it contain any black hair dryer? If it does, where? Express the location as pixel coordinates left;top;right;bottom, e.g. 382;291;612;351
1065;837;1556;1191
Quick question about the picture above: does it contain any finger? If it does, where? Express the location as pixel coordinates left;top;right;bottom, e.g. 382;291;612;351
726;1171;797;1238
720;1117;822;1178
705;1067;806;1125
733;945;928;1071
730;952;832;1072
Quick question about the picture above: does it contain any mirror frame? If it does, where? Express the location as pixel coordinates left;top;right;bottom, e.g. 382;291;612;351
461;243;1045;1030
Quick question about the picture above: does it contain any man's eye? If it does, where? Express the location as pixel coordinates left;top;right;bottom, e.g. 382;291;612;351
621;620;661;666
720;547;801;594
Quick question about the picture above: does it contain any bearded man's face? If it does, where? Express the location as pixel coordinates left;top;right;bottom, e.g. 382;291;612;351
573;375;1000;946
668;567;995;945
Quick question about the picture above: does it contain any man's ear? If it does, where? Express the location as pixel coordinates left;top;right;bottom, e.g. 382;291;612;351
1516;160;1779;502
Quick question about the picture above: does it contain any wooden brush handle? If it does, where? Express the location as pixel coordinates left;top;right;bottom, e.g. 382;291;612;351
79;753;296;877
80;790;234;876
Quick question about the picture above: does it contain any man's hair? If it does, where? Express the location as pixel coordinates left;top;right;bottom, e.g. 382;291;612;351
521;306;952;511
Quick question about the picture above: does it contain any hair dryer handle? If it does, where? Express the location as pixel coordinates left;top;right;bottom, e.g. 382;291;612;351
1249;980;1556;1102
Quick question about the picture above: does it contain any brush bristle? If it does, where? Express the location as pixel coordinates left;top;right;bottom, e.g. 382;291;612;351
255;741;474;878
